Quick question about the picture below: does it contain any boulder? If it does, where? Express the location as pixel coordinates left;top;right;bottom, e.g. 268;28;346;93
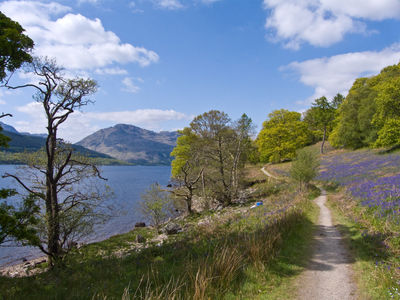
164;223;182;235
135;234;146;243
134;222;146;228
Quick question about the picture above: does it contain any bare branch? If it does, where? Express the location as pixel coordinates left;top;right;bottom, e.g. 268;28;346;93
2;173;45;199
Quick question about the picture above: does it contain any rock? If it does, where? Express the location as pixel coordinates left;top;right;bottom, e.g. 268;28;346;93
134;222;146;228
216;205;223;211
135;234;146;243
164;223;182;235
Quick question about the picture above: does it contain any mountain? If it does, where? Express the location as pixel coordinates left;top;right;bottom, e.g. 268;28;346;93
0;122;48;139
0;122;19;134
0;123;113;159
77;124;179;165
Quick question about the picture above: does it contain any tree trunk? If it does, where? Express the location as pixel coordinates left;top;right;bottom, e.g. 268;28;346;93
217;138;230;205
321;126;327;154
46;128;61;266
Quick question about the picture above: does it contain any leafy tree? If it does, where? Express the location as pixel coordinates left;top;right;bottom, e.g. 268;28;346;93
4;57;108;266
257;109;311;163
0;13;39;248
289;149;319;190
373;75;400;123
0;12;34;83
189;110;234;205
329;78;378;149
170;127;204;213
231;114;254;195
0;192;40;246
304;94;343;154
140;183;173;229
374;118;400;148
330;63;400;149
171;111;253;207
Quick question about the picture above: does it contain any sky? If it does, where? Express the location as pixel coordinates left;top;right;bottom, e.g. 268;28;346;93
1;0;400;142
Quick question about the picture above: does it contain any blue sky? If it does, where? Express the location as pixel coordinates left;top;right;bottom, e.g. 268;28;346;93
1;0;400;142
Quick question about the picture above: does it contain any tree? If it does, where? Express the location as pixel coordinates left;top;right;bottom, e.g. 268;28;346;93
171;111;253;207
230;114;254;195
0;13;39;248
304;95;343;154
3;57;107;266
0;192;40;246
330;63;400;149
140;183;173;229
190;110;234;205
374;118;400;148
257;109;311;163
0;12;34;83
290;149;319;191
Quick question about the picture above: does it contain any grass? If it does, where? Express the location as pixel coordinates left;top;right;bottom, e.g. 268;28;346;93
326;187;400;300
0;165;319;300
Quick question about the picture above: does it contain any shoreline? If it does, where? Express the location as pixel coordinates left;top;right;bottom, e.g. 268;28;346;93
0;256;48;278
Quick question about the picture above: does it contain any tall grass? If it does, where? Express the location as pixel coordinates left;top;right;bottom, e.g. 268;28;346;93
0;176;317;300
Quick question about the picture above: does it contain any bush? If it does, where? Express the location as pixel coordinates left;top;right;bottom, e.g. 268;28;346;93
290;149;319;190
140;183;173;229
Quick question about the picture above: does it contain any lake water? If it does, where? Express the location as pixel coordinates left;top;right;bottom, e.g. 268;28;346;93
0;165;171;267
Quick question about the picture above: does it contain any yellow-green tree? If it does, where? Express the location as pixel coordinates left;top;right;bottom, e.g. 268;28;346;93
257;109;311;163
171;111;253;208
303;94;343;154
329;63;400;149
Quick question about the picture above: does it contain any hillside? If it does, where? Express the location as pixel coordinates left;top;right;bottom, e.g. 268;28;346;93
0;123;117;162
76;124;179;165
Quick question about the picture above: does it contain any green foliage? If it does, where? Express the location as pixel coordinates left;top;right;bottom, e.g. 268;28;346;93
330;77;378;149
374;118;400;148
330;63;400;149
0;192;41;246
171;127;199;178
140;183;173;228
257;109;311;163
289;149;320;189
304;95;342;153
171;110;254;206
0;12;34;82
0;126;11;148
0;181;317;300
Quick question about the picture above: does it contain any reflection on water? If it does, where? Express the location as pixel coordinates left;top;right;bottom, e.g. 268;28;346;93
0;165;171;267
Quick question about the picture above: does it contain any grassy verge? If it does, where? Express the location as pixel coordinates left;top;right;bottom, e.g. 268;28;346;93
325;188;400;300
0;167;319;300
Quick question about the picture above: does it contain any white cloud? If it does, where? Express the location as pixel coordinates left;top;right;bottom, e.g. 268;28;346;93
129;1;144;13
85;109;190;125
95;67;128;75
201;0;222;4
0;1;159;70
0;91;7;105
122;77;141;93
15;102;191;142
285;43;400;103
78;0;100;4
153;0;183;10
263;0;400;49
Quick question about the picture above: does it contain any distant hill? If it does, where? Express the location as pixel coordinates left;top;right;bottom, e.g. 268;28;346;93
0;123;113;159
77;124;179;165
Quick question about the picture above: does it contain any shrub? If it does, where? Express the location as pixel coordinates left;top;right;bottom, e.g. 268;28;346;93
140;183;173;229
290;149;319;190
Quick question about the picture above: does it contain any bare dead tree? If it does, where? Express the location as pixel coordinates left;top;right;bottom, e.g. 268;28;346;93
3;57;108;266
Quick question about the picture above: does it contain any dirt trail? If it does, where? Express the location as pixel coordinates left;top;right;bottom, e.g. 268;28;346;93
297;190;357;300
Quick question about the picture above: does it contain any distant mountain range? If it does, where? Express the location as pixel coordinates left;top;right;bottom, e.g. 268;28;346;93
0;122;112;159
77;124;179;165
0;122;179;165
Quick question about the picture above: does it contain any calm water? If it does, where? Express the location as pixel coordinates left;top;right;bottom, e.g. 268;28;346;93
0;165;171;267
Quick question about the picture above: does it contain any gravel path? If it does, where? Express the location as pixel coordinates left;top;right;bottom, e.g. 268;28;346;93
297;190;357;300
